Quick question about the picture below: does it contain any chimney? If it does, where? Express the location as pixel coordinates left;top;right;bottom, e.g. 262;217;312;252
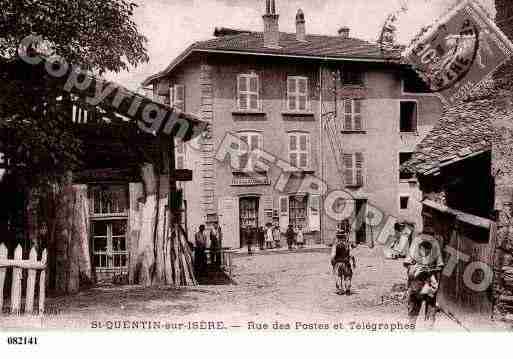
338;26;350;39
296;9;306;42
263;0;280;48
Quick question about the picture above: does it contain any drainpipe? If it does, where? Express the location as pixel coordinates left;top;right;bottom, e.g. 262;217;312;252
319;65;324;245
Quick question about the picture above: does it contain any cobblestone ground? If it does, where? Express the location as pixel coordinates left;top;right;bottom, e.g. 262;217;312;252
1;246;427;331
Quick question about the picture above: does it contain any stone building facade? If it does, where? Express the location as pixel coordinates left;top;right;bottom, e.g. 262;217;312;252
144;1;443;248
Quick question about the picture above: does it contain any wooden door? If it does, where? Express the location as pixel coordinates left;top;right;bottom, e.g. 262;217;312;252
239;197;259;247
219;197;239;249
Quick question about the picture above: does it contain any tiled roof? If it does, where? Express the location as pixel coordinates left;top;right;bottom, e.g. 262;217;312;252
142;31;401;85
404;98;500;176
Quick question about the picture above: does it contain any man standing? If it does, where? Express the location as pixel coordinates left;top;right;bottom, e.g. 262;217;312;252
286;224;295;251
194;225;208;279
403;234;444;327
210;222;223;267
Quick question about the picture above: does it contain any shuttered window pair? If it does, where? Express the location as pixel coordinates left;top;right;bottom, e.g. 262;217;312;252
343;152;364;187
343;99;363;131
237;74;259;111
237;132;263;172
170;84;185;111
289;132;310;169
287;76;309;112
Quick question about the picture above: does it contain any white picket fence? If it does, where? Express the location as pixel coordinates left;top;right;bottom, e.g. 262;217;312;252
0;243;47;315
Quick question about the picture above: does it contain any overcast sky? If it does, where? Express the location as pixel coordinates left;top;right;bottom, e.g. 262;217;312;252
109;0;495;91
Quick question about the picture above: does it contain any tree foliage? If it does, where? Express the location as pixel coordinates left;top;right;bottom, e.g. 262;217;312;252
0;0;149;183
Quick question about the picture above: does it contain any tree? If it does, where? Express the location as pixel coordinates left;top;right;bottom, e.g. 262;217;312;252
0;0;150;292
0;0;149;181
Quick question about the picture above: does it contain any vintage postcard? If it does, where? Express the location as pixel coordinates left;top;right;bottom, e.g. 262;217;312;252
2;0;513;351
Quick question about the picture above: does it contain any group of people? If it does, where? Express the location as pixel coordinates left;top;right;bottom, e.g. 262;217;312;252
192;222;223;279
244;223;306;254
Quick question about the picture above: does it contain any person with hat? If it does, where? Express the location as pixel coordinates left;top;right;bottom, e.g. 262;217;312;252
330;225;356;295
194;224;208;279
285;224;295;251
209;221;223;267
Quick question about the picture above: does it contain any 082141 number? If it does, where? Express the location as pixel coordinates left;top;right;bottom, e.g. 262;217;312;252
7;337;38;345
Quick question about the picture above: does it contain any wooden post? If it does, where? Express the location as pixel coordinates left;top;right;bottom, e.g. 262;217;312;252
10;244;22;314
39;249;47;315
167;137;196;286
0;243;6;313
25;247;37;314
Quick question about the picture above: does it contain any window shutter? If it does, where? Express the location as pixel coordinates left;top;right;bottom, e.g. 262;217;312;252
354;100;362;131
279;196;289;231
343;153;354;186
237;76;247;109
173;84;185;111
344;100;352;131
239;134;249;171
289;134;297;151
308;195;321;232
355;152;364;186
169;86;174;106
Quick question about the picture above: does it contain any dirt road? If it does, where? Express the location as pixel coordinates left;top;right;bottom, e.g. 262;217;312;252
1;246;421;331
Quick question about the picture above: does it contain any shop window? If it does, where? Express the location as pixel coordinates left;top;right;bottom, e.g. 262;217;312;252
289;195;308;230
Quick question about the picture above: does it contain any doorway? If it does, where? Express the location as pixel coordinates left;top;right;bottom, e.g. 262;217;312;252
239;197;259;248
355;199;367;244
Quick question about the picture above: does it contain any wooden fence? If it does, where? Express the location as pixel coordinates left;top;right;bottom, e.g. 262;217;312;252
0;243;47;315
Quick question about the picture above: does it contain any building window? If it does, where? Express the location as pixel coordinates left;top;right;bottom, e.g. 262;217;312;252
170;84;185;111
289;195;308;230
287;76;309;112
343;99;363;131
400;196;410;210
89;185;129;272
175;138;186;170
399;152;414;180
400;101;418;133
288;132;310;169
237;73;259;111
237;131;263;172
343;152;364;187
341;66;364;86
402;71;431;93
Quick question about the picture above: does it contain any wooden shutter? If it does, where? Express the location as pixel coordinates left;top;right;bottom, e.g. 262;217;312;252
299;134;308;169
354;100;362;131
174;84;185;111
238;75;248;110
355;152;364;186
289;134;298;167
279;196;289;231
288;77;296;111
298;78;308;111
249;75;259;110
344;100;352;131
239;134;249;171
343;153;354;186
218;197;239;249
308;195;321;232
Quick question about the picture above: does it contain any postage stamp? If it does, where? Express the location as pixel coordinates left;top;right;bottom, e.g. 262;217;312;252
2;0;513;355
